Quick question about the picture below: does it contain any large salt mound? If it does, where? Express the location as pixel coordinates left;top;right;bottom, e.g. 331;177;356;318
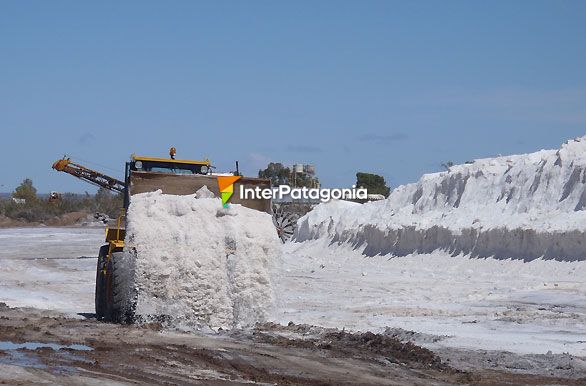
295;136;586;261
125;190;280;331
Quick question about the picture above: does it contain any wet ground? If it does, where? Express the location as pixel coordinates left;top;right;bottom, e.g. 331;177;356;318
1;304;585;385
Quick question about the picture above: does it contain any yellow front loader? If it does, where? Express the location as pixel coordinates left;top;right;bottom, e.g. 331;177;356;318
53;149;279;323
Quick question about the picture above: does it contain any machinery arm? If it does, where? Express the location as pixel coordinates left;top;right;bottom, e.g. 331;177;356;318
52;158;125;193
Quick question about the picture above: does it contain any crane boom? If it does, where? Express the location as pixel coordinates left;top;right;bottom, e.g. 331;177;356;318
52;158;125;193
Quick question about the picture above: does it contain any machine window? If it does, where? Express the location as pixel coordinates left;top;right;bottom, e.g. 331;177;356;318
133;161;206;175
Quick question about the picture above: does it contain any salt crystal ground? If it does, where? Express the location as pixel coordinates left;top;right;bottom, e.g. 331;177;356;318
273;238;586;356
0;226;584;359
0;227;101;315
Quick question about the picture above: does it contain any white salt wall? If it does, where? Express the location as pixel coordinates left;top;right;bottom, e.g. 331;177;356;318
125;190;280;330
273;239;586;355
295;137;586;261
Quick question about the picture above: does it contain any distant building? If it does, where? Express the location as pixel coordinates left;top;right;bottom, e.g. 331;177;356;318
291;163;320;188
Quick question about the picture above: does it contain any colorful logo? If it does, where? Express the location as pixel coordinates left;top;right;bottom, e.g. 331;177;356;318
217;176;241;208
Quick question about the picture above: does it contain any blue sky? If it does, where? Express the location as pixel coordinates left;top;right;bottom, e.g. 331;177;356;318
1;1;585;193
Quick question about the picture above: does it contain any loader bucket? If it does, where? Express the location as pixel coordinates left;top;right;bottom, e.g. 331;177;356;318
128;171;272;214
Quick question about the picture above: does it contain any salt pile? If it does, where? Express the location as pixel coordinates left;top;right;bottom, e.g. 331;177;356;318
125;189;280;331
295;136;586;261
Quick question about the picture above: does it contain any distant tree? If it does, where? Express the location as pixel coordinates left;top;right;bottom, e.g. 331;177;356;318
94;187;123;217
441;161;454;171
0;178;125;222
259;163;291;185
355;172;390;197
294;172;320;188
12;178;37;202
259;162;321;188
95;187;110;204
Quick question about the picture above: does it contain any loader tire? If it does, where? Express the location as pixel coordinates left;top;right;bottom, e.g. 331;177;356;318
95;245;109;320
104;251;136;324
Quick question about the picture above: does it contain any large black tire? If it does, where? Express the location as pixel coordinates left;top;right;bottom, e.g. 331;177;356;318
104;251;137;324
95;245;109;320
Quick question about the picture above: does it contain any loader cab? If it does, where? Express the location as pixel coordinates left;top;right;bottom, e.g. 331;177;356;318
129;156;211;176
123;154;212;209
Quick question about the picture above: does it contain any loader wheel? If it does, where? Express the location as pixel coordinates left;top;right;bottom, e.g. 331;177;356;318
272;205;297;243
104;251;136;324
95;245;109;320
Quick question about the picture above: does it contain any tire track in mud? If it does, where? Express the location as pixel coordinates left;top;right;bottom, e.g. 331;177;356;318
0;304;584;385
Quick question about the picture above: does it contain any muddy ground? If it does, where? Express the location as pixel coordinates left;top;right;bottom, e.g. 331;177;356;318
0;304;584;385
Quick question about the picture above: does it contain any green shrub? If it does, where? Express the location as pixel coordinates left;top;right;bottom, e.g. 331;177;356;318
355;172;391;197
1;179;123;222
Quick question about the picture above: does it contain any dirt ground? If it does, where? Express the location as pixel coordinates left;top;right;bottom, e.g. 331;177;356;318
0;304;584;385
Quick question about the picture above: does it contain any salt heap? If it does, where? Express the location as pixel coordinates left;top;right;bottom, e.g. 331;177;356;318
125;189;280;331
295;136;586;261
